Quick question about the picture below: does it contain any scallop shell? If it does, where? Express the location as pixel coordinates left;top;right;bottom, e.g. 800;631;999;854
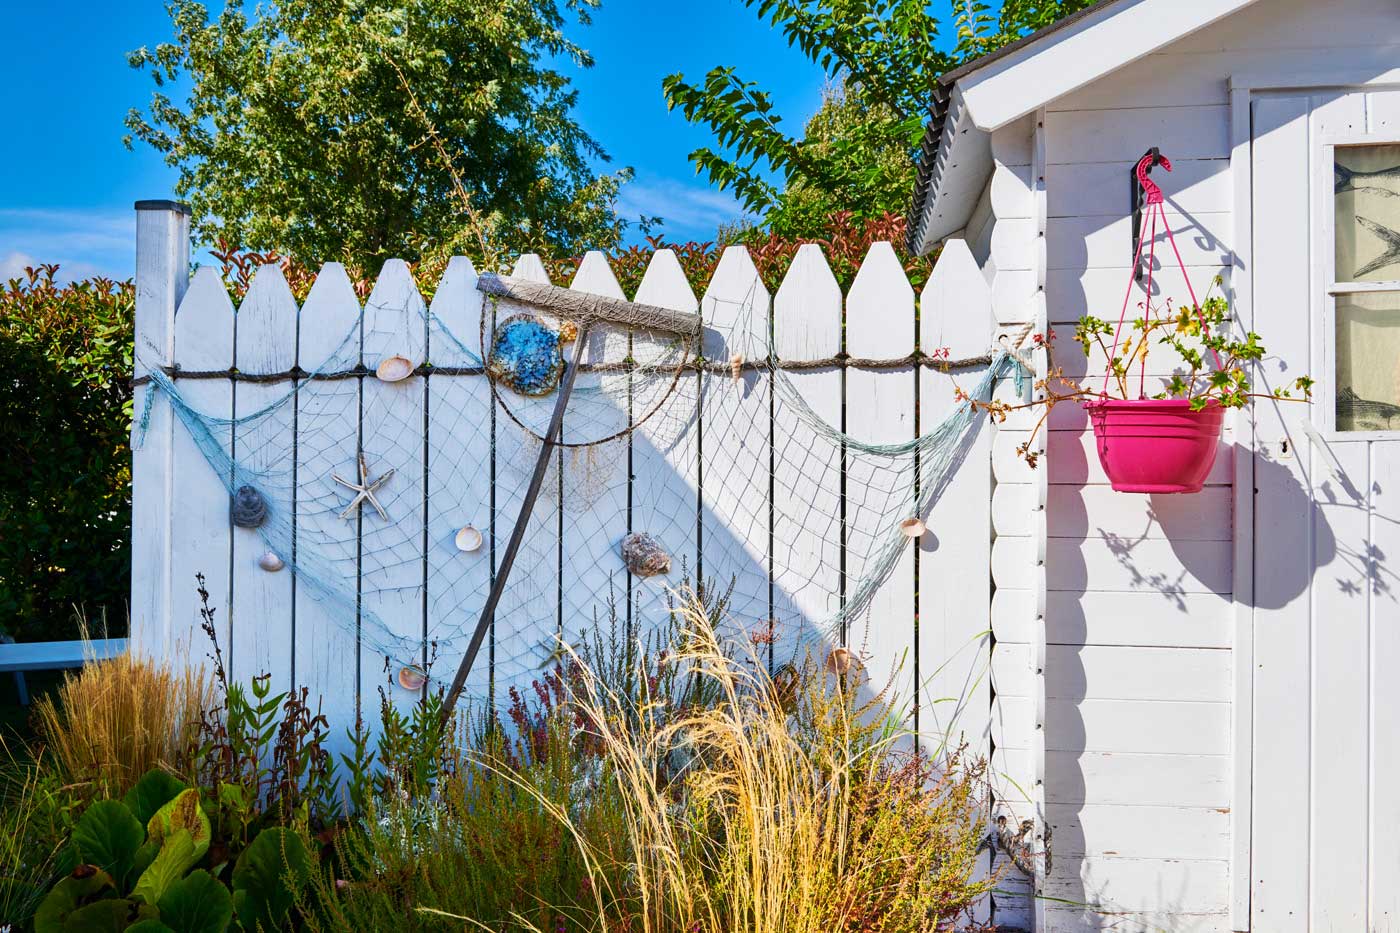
397;665;428;691
375;355;416;383
620;532;671;577
231;485;267;528
258;551;285;572
454;525;483;552
824;646;864;678
899;517;926;538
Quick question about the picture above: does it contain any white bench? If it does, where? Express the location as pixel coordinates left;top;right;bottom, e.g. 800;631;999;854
0;638;129;705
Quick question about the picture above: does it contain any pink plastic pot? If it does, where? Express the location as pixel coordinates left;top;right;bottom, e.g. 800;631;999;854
1082;399;1224;494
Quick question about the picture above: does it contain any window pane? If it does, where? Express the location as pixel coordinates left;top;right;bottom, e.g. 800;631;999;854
1337;291;1400;431
1335;144;1400;282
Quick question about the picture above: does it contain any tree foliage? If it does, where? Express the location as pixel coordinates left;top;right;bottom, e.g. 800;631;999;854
126;0;631;270
0;267;134;641
663;0;1098;234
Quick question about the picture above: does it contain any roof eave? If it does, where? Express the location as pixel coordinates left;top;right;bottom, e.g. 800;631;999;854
907;86;992;256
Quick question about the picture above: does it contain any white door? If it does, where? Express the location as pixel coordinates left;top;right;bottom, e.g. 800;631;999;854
1251;87;1400;932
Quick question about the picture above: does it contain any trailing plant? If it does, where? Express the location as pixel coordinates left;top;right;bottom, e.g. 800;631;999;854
966;280;1315;466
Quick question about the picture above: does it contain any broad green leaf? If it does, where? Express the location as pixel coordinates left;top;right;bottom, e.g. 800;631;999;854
132;829;199;907
72;800;144;888
126;770;189;825
34;866;117;933
231;828;312;933
159;869;233;933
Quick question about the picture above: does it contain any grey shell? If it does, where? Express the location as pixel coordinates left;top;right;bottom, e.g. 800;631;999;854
231;485;268;528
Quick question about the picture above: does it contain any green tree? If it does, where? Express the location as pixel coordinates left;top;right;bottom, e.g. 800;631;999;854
126;0;630;270
663;0;1097;234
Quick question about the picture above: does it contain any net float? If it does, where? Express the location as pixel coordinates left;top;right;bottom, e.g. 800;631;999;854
375;355;416;383
454;525;483;552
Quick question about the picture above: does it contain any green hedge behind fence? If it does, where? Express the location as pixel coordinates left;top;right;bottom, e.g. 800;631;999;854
1;267;134;641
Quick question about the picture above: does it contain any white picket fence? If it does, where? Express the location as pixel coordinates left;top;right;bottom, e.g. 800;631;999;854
128;203;1005;754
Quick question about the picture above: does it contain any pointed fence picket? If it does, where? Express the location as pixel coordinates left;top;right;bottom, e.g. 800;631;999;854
132;205;1003;759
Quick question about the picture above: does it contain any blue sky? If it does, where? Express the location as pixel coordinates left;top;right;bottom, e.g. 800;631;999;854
0;1;829;282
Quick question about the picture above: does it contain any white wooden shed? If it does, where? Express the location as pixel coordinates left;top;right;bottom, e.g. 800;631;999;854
906;0;1400;929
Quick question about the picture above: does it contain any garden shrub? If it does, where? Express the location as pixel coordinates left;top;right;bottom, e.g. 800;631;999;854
0;266;135;642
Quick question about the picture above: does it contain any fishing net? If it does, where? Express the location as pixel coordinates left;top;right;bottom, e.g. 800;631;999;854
135;268;1022;708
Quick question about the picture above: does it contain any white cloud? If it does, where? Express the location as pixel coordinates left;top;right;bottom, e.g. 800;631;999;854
615;178;753;239
0;207;133;281
0;251;37;281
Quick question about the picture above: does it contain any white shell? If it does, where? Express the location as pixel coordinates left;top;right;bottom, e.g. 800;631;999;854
454;525;483;552
397;666;427;691
899;517;926;538
258;551;285;572
375;355;416;382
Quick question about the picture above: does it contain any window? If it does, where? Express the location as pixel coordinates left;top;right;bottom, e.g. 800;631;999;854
1332;143;1400;432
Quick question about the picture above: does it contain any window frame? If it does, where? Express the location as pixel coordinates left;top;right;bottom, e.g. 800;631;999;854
1318;131;1400;439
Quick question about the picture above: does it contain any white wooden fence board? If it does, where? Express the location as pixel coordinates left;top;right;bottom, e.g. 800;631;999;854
424;257;491;705
699;247;771;637
1049;804;1230;861
131;206;188;656
993;644;1229;702
995;535;1232;593
771;245;841;661
1044;906;1229;933
629;251;700;637
1048;158;1230;219
844;243;916;718
989;217;1038;272
169;267;233;663
359;260;427;713
993;590;1232;647
491;255;560;687
994;696;1230;755
996;748;1230;808
230;265;298;689
1045;105;1231;165
1051;485;1233;540
561;253;632;656
920;240;994;749
294;264;362;732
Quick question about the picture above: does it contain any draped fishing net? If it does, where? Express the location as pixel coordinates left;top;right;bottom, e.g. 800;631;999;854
135;272;1022;708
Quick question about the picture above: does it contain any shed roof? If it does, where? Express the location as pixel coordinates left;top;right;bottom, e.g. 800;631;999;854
906;0;1263;255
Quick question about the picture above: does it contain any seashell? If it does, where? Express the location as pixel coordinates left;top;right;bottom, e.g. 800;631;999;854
824;646;865;678
620;532;671;578
375;355;416;383
730;352;744;382
231;486;267;528
258;551;285;572
397;665;428;691
899;517;926;539
454;525;483;552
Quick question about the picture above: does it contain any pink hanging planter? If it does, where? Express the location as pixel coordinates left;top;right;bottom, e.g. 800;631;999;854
1082;398;1224;494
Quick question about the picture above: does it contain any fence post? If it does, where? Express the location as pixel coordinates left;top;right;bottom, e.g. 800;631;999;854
130;200;191;655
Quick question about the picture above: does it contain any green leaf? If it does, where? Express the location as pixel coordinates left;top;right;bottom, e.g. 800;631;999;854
132;830;199;906
231;828;312;933
126;770;189;825
72;800;145;889
147;790;211;863
35;866;118;933
127;921;178;933
60;898;139;932
159;870;233;933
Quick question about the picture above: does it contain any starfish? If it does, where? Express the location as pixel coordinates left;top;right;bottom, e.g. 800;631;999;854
1352;216;1400;279
332;453;394;521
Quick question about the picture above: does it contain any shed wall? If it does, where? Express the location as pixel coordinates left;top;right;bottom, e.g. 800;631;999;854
979;0;1400;929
